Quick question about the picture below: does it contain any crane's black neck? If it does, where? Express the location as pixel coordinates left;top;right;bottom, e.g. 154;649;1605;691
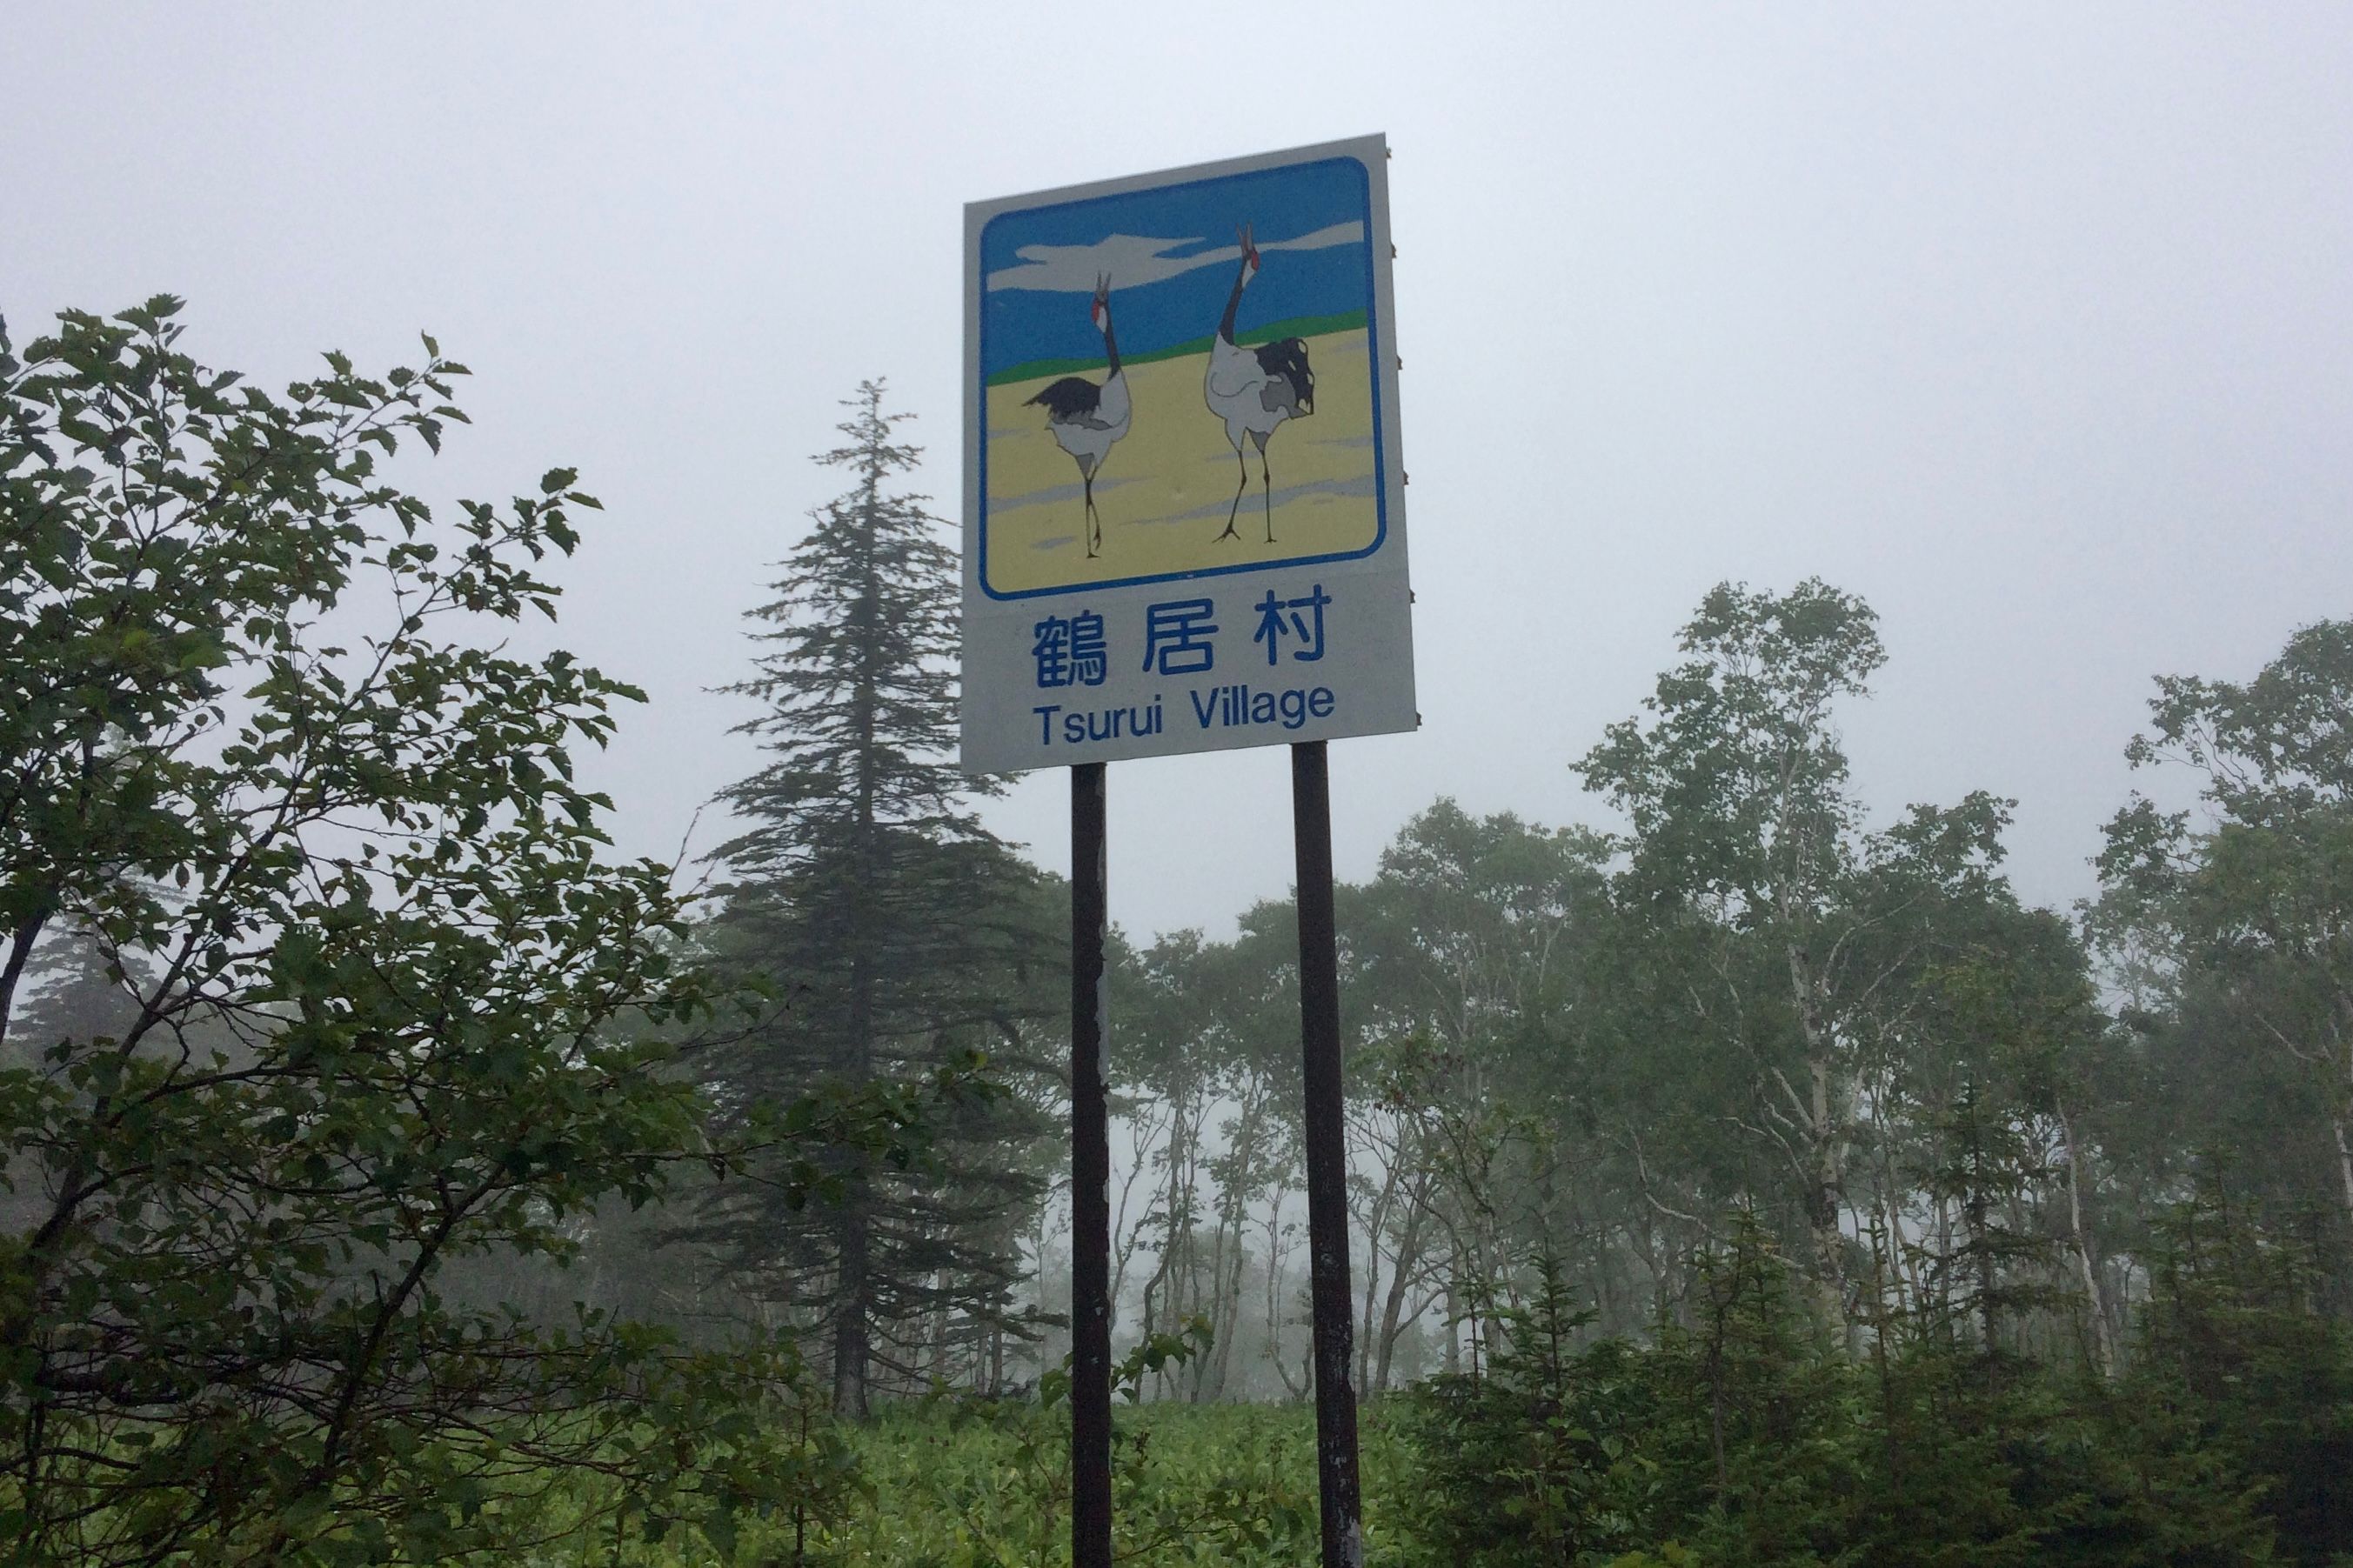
1100;308;1120;374
1218;259;1251;343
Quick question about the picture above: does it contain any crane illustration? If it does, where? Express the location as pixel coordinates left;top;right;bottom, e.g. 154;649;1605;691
1204;225;1314;544
1026;275;1130;559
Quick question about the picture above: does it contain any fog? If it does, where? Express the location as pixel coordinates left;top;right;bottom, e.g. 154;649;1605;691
10;3;2350;938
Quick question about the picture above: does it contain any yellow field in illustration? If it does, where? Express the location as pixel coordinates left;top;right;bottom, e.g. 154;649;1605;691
983;328;1379;596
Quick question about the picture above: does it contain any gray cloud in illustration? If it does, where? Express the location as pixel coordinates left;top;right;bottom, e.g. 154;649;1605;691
986;222;1364;294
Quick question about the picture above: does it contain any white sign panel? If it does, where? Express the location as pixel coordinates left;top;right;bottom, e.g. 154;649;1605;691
961;135;1414;772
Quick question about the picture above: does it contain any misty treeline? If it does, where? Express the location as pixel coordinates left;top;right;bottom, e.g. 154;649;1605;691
6;304;2350;1565
1079;580;2353;1403
592;381;2353;1558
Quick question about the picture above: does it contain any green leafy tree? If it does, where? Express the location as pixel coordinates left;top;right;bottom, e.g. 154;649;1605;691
1401;1252;1658;1567
2129;1175;2353;1565
1340;802;1618;1371
1577;580;1888;1318
1579;584;1887;1321
1641;1213;1862;1566
1580;583;2045;1337
1841;859;2120;1373
1115;919;1300;1401
690;381;1056;1417
0;299;929;1564
2097;620;2353;1234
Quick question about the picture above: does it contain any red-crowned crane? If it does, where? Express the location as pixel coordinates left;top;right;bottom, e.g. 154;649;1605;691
1026;275;1130;559
1204;225;1314;544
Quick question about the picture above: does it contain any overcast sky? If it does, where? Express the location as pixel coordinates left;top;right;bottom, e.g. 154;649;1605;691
10;4;2350;943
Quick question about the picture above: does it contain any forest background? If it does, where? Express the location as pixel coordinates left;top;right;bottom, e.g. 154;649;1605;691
8;7;2353;1565
4;306;2350;1565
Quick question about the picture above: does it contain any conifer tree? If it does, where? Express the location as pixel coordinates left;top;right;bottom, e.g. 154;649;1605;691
693;381;1056;1416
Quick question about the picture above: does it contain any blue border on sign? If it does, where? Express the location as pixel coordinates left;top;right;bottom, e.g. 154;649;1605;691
978;155;1387;602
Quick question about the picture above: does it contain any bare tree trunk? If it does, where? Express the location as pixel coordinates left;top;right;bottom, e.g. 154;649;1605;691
1138;1098;1191;1350
1109;1105;1168;1320
2333;1004;2353;1224
1787;937;1848;1331
1374;1196;1427;1393
2334;1113;2353;1226
836;537;882;1420
1874;1097;1926;1318
1442;1269;1462;1376
1805;1051;1847;1321
1965;1167;1998;1359
1354;1147;1402;1394
1208;1129;1264;1399
1934;1194;1955;1322
1202;1086;1263;1400
932;1278;952;1385
2056;1101;2115;1377
0;915;47;1044
832;1202;871;1418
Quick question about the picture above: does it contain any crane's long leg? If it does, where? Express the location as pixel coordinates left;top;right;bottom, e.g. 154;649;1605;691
1217;444;1248;542
1260;445;1275;544
1083;471;1100;558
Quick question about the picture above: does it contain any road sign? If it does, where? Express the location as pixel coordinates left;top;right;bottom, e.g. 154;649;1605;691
961;135;1414;773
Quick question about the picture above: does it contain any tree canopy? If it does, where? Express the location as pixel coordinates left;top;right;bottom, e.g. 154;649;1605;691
0;301;931;1565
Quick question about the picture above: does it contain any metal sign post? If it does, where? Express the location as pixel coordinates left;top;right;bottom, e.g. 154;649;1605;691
1068;763;1112;1568
1292;739;1362;1568
962;137;1411;1568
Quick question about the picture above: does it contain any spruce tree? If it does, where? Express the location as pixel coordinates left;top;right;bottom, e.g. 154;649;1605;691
694;381;1056;1416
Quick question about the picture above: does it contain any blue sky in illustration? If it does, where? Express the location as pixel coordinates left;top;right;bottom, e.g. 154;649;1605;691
979;156;1373;377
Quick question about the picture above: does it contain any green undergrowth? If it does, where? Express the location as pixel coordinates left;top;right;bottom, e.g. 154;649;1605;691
511;1395;1691;1568
836;1399;1350;1567
518;1398;1411;1568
